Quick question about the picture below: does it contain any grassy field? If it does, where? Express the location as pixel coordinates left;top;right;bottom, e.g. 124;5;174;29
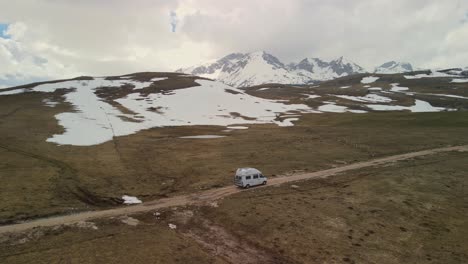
1;71;468;263
198;150;468;263
1;150;466;263
1;88;468;224
1;71;467;223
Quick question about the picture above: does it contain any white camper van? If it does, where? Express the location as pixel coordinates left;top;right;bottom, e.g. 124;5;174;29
234;168;267;188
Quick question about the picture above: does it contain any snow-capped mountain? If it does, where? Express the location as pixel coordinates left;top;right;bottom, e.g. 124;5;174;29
288;56;366;81
375;61;413;74
177;51;307;87
177;51;365;87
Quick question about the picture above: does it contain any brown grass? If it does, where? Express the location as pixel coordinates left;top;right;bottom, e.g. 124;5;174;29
0;87;468;224
2;151;466;263
0;72;468;224
199;151;468;263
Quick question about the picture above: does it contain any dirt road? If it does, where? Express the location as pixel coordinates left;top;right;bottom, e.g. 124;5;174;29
1;144;466;234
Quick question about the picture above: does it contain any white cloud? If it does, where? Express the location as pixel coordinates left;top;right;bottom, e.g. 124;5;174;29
0;0;467;87
176;0;468;69
0;22;79;87
428;22;468;68
0;40;76;87
4;21;27;40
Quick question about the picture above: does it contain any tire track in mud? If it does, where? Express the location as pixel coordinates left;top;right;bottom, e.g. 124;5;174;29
0;144;467;234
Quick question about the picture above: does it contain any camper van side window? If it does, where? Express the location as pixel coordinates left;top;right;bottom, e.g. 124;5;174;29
253;174;259;179
260;174;264;178
246;176;251;180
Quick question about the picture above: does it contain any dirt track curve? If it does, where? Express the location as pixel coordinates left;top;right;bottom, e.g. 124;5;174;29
1;144;467;235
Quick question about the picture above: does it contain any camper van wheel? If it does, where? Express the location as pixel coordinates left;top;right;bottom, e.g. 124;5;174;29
245;184;250;189
262;181;267;185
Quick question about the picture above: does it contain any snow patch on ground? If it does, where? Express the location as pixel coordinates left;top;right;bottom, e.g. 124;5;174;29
122;195;142;204
168;223;177;229
317;103;367;113
368;87;382;91
276;118;299;127
348;109;368;113
318;103;348;113
257;88;270;91
335;94;392;103
130;78;164;90
302;94;321;99
227;126;249;129
361;76;379;84
42;99;59;107
150;77;168;82
0;88;27;95
451;79;468;83
340;86;351;89
390;83;409;92
367;100;446;112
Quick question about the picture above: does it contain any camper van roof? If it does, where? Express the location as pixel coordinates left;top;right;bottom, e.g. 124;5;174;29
236;167;261;176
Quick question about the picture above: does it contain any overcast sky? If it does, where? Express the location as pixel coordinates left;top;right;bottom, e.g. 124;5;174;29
1;0;468;87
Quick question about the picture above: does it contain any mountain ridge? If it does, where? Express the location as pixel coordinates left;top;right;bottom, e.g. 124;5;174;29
177;51;369;87
177;51;419;87
374;61;413;73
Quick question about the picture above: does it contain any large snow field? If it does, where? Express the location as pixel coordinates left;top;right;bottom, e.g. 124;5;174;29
0;78;312;146
0;75;461;146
